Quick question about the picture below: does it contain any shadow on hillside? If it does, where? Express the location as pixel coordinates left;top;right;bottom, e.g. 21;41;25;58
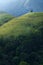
0;27;43;65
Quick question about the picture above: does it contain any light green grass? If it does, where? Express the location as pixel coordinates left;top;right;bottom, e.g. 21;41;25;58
0;13;14;26
0;12;43;38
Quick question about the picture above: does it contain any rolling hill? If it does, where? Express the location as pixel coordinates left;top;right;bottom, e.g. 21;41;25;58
0;12;43;65
0;12;14;26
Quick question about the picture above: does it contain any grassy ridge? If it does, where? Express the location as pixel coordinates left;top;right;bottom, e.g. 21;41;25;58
0;13;14;26
0;12;43;65
0;12;43;37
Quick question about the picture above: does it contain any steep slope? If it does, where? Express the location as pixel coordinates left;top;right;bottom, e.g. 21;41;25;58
0;12;14;26
0;12;43;37
0;13;43;65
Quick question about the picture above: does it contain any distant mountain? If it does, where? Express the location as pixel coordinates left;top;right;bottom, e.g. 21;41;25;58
0;0;43;16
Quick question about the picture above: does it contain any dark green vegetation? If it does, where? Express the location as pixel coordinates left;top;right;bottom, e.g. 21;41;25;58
0;13;43;65
0;12;14;26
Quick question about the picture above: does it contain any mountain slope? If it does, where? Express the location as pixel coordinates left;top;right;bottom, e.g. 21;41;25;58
0;13;43;65
0;12;14;26
0;12;43;37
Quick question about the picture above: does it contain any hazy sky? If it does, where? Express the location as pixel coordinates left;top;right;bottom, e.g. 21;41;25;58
0;0;43;16
0;0;30;16
0;0;30;6
0;0;30;10
0;0;18;5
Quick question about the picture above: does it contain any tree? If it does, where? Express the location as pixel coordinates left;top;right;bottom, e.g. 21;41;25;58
30;10;33;12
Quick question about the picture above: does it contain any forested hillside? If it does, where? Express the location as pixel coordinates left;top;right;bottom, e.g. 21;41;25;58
0;13;43;65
